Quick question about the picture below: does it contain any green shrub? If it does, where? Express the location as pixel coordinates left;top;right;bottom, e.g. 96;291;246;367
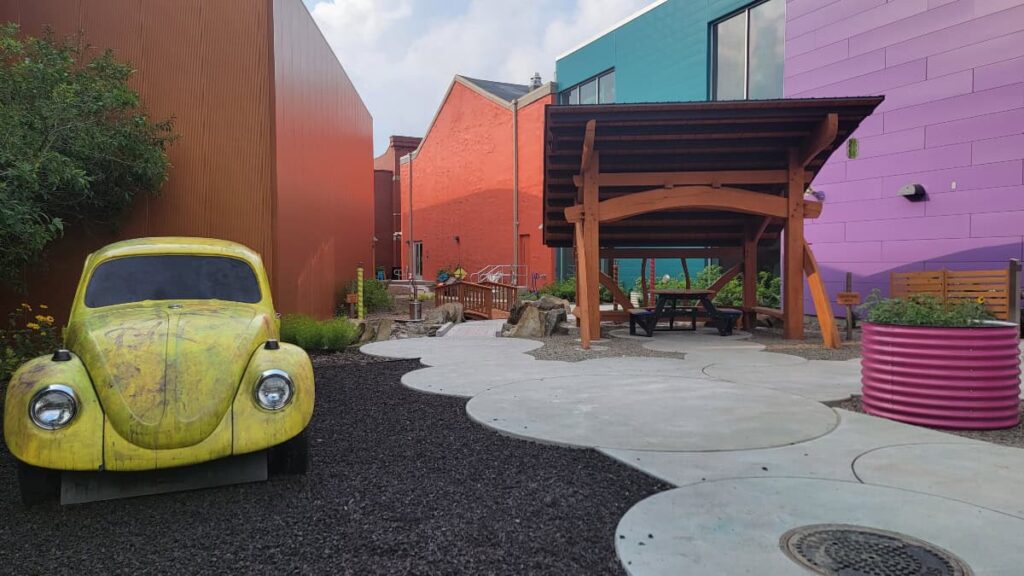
0;25;174;289
321;318;358;350
859;290;991;327
338;278;394;315
416;292;432;302
280;314;357;352
692;264;781;308
541;277;576;301
1;303;62;382
539;276;611;303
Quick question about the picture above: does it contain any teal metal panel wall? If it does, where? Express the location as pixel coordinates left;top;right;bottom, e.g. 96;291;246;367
556;0;753;103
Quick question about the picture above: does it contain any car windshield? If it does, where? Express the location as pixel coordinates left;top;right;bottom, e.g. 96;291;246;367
84;255;261;307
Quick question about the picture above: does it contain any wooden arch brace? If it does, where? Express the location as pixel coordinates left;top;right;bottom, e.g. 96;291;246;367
803;239;841;349
564;186;788;224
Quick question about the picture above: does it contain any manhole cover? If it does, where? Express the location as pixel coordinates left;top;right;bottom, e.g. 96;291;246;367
780;524;972;576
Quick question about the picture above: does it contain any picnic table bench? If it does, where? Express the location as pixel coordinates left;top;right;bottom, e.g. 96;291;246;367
629;289;742;337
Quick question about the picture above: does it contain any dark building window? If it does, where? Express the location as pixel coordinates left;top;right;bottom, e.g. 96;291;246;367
559;69;615;104
712;0;784;100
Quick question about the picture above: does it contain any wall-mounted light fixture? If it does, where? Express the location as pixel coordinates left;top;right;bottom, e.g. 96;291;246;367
898;183;927;202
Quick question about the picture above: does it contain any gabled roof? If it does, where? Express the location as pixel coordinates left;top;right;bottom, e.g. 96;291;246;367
459;76;532;103
542;97;884;247
400;76;556;164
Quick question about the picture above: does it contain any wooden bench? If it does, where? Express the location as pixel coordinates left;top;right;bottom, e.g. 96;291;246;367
629;309;657;337
703;300;742;336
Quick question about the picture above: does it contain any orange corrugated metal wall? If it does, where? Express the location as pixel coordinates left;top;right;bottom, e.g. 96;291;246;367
0;0;276;322
0;0;373;321
271;0;374;318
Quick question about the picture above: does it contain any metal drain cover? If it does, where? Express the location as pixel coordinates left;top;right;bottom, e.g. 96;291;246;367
780;524;972;576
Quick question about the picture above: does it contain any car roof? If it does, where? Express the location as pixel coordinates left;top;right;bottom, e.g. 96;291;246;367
89;237;264;268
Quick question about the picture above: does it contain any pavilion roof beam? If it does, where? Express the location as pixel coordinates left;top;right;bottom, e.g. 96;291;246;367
572;170;815;188
799;113;839;168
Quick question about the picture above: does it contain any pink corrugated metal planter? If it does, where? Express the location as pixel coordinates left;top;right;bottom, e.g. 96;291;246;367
861;322;1021;429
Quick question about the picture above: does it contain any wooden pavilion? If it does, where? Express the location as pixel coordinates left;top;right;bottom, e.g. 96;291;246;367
542;97;884;349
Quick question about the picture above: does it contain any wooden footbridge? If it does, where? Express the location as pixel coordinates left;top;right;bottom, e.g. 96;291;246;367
434;280;518;320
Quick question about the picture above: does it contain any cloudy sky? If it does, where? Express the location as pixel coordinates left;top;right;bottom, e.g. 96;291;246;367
301;0;651;155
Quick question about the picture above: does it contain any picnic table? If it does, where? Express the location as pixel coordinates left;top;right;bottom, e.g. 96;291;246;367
629;289;742;337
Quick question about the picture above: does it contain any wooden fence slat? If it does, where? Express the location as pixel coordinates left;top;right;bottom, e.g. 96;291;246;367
891;267;1012;320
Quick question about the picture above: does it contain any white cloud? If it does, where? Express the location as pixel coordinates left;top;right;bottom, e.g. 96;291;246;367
308;0;650;154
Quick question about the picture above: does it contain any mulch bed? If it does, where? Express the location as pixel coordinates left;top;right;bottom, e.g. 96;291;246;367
834;395;1024;449
0;356;668;575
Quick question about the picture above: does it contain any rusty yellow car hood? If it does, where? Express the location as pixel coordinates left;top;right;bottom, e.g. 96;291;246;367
65;302;274;450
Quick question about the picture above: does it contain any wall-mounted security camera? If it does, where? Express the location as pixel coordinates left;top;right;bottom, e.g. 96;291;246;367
898;183;927;202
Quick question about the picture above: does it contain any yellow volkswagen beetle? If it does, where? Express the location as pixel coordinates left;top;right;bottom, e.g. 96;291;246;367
4;237;314;504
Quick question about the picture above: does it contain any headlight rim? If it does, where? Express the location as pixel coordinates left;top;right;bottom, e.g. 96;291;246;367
28;384;79;430
254;369;294;411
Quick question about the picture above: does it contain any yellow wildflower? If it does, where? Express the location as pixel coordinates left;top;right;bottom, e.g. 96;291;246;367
38;304;48;309
20;303;31;310
26;322;40;330
976;296;985;304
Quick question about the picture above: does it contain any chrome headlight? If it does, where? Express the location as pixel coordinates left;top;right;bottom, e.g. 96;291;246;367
29;385;78;430
255;369;293;410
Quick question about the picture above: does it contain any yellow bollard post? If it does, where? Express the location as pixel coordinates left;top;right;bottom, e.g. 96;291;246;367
357;267;365;320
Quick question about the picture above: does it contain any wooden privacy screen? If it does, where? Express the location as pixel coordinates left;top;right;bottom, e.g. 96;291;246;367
890;264;1021;321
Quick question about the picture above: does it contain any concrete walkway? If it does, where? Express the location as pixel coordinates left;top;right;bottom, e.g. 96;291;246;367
361;323;1024;575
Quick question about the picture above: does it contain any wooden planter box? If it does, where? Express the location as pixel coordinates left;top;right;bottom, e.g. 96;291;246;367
861;322;1021;429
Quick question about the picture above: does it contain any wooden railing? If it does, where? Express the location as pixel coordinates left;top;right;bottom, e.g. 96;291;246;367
890;260;1021;322
481;281;518;316
435;281;492;318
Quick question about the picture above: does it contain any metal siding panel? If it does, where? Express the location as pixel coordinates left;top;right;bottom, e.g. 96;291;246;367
1;0;275;323
271;0;374;318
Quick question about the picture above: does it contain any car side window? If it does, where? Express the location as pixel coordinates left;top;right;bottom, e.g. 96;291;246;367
84;255;262;307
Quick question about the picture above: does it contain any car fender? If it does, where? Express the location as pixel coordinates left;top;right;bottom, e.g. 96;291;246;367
232;342;314;455
3;353;104;470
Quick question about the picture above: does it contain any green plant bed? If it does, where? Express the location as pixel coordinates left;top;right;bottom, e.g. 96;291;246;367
280;314;358;352
858;290;991;327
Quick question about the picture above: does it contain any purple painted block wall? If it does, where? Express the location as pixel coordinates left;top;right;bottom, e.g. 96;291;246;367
786;0;1024;316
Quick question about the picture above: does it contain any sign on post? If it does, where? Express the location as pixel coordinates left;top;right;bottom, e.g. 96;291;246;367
839;272;859;341
836;292;861;306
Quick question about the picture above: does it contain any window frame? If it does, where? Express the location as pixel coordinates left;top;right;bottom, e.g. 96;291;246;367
559;68;615;105
710;0;783;101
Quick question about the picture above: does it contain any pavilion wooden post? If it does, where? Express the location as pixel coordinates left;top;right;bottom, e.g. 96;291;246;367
784;148;806;340
582;152;601;342
742;220;758;329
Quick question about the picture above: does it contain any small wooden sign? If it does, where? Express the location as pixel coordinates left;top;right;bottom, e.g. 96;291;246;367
346;293;360;304
836;291;861;306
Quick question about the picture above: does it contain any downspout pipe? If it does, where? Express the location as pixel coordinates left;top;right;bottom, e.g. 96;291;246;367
408;155;416;298
512;98;520;287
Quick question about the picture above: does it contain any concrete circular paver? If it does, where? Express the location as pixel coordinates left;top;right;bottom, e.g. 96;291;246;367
360;338;542;366
854;442;1024;519
401;360;581;398
576;357;716;379
466;374;838;451
703;358;861;402
688;349;807;367
616;477;1024;575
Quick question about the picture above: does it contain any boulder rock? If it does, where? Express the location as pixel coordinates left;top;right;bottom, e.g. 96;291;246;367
501;304;566;338
425;302;464;325
534;295;572;315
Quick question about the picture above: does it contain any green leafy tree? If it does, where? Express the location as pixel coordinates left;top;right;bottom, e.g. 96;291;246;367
0;24;174;286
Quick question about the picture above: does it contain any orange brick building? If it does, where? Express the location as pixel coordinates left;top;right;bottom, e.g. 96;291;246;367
374;136;422;280
398;76;555;288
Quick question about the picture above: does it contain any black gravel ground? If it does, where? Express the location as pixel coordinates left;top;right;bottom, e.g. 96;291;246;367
0;356;668;575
